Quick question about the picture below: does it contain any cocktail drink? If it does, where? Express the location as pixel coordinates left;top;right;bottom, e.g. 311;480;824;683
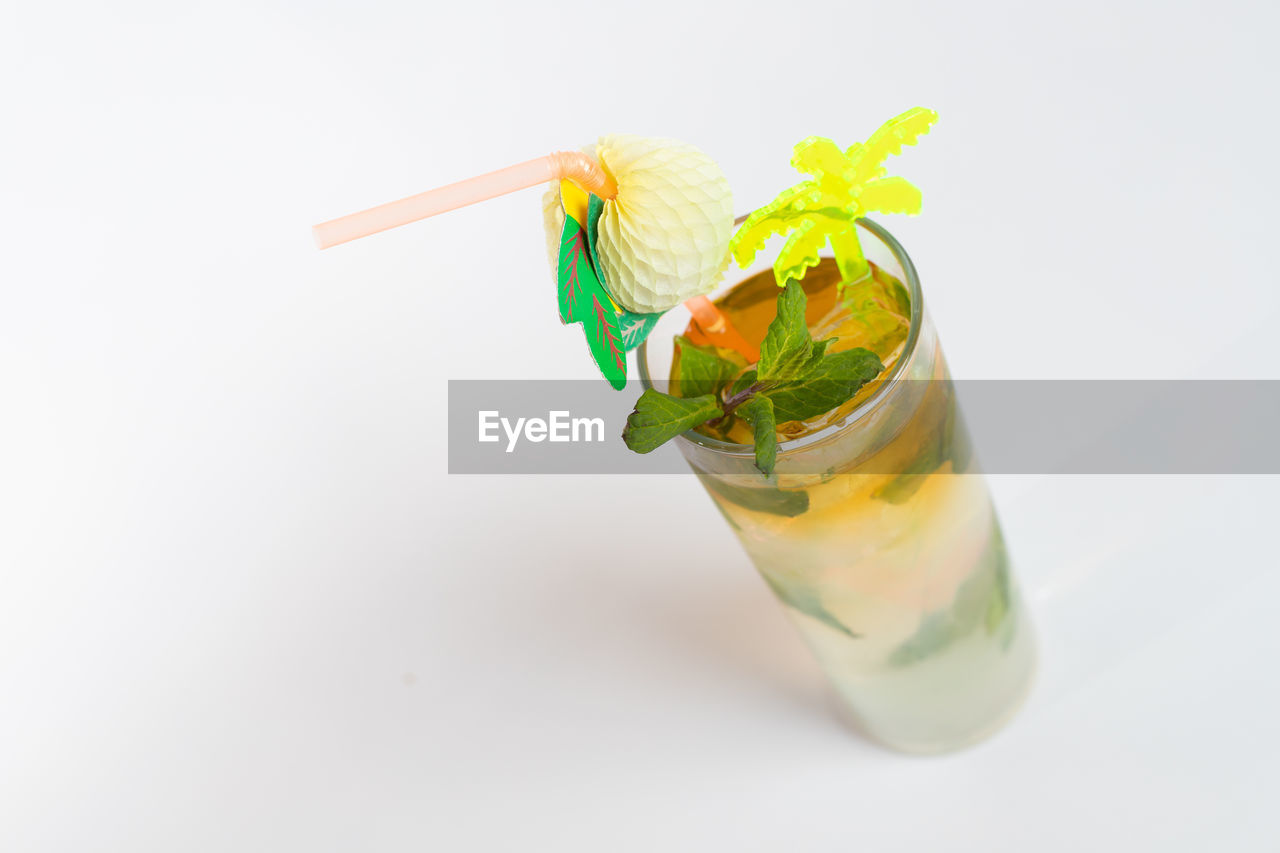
639;221;1035;753
316;107;1037;754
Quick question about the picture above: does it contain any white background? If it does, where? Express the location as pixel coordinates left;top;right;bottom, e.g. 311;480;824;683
3;0;1279;850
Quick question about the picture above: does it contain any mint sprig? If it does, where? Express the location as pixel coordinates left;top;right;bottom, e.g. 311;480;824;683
764;347;882;422
622;391;722;453
735;395;778;475
621;281;884;476
757;280;813;380
672;337;744;399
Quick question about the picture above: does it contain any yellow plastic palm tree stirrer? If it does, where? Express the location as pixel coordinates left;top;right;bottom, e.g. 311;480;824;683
313;141;758;381
730;107;938;288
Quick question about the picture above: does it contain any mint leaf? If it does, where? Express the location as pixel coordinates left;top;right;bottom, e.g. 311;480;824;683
983;527;1013;640
622;389;723;453
724;339;825;409
757;280;812;381
674;336;744;399
889;524;1010;666
764;347;883;422
802;336;832;373
693;468;810;516
761;573;859;638
871;448;940;505
945;393;974;475
729;368;759;397
874;393;973;504
621;279;887;465
736;395;778;475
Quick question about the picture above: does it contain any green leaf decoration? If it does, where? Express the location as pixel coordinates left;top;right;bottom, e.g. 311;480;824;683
757;281;812;381
763;347;883;423
590;294;628;390
587;193;663;352
586;192;606;276
557;213;628;390
556;191;663;376
622;389;723;453
617;308;662;352
674;336;744;399
736;395;778;476
728;107;938;288
556;213;589;325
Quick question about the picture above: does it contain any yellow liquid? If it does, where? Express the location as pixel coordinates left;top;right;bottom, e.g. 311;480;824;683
671;260;1036;753
677;259;913;443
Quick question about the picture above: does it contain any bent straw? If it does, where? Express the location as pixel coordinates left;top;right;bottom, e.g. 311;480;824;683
685;293;756;359
690;211;758;360
312;151;758;360
313;152;615;249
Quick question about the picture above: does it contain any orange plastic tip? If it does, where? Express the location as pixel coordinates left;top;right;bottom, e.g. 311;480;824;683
685;295;759;362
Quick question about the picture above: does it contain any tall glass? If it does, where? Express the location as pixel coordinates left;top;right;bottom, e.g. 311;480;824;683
638;220;1035;754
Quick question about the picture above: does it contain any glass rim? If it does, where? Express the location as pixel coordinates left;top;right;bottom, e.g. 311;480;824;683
636;217;925;459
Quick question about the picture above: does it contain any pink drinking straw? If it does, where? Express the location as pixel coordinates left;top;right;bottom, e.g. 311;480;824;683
312;152;614;249
312;151;758;360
